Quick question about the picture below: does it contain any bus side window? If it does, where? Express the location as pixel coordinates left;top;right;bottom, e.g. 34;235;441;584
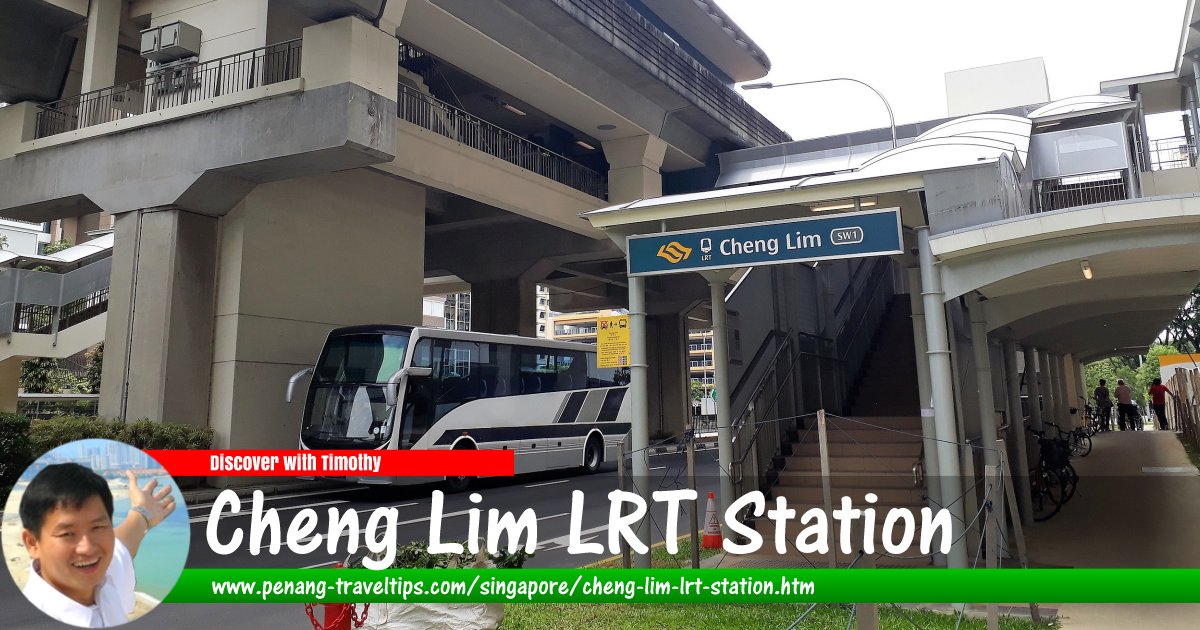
411;339;433;367
558;350;586;391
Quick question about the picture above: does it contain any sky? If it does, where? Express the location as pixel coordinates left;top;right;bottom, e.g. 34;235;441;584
720;0;1188;140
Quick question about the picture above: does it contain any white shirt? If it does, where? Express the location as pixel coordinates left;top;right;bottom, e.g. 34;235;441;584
23;538;136;628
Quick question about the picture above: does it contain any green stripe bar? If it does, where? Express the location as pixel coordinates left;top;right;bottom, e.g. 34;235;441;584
165;568;1200;604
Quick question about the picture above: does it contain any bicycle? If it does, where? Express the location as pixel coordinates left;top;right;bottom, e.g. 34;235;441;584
1027;425;1079;517
1052;422;1092;458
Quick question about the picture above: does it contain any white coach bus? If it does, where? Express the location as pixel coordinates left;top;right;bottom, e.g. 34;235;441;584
286;325;631;490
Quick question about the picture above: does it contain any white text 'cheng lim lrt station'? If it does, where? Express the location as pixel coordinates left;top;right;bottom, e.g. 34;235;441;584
2;0;1200;627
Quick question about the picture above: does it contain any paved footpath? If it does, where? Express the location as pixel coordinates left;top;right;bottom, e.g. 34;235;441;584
1024;428;1200;629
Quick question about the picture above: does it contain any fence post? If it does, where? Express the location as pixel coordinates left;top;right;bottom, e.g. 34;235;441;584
686;425;700;569
618;441;631;569
817;409;837;568
984;464;1000;630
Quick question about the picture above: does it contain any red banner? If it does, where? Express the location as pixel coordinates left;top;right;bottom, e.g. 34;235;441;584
144;449;514;477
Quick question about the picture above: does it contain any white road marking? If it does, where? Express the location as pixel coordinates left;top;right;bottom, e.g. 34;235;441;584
187;486;366;511
650;466;666;471
190;499;348;524
524;479;570;488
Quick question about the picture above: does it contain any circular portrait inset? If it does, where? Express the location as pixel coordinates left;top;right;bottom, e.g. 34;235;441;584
2;439;188;627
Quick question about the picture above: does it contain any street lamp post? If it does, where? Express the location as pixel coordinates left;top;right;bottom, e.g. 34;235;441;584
742;78;897;149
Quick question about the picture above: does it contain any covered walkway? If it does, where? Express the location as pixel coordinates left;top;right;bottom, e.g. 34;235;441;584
1025;429;1200;628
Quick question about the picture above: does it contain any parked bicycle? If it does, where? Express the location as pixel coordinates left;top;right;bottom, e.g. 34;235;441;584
1026;424;1079;521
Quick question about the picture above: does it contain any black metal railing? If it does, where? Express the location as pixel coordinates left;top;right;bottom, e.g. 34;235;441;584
553;0;790;147
397;84;607;199
1033;172;1128;213
12;288;109;335
35;39;302;139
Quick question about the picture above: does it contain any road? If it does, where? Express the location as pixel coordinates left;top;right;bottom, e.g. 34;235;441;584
1;447;721;629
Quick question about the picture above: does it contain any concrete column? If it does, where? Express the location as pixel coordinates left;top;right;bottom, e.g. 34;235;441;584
968;294;999;469
1050;354;1067;429
1040;352;1057;429
1066;356;1078;425
302;16;399;101
646;313;689;439
628;275;651;568
470;278;537;336
99;207;219;426
207;170;424;452
1024;347;1043;431
0;357;21;413
907;268;943;540
601;135;667;203
916;228;968;569
101;169;425;454
708;276;736;540
1002;341;1034;525
81;0;121;93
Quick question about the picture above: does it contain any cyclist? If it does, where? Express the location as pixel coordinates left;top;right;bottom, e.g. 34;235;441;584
1093;379;1113;432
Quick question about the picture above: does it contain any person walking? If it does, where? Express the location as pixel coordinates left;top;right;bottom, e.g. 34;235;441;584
1115;379;1137;431
1148;378;1174;431
1094;379;1113;432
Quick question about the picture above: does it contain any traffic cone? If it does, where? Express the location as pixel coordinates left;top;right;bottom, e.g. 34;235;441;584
702;491;722;549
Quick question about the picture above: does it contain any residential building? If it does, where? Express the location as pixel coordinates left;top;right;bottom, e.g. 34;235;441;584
547;309;626;343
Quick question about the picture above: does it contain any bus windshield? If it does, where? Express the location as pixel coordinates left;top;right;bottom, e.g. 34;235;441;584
301;332;409;448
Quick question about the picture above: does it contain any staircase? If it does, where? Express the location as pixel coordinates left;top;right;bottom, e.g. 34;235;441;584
846;297;919;417
773;413;931;565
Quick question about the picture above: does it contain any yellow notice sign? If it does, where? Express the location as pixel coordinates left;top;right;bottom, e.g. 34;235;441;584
596;315;631;368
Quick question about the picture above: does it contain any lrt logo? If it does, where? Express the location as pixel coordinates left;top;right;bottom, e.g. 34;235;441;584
830;226;864;245
656;241;693;264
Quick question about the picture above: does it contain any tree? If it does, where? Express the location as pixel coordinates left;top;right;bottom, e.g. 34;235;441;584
20;357;59;393
1159;284;1200;352
84;342;104;394
1136;343;1180;395
689;379;705;402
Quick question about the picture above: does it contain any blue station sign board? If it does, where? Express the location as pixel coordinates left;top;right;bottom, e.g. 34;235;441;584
627;208;904;277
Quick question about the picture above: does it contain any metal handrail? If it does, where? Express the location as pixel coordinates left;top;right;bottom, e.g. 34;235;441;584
35;39;302;139
396;84;607;199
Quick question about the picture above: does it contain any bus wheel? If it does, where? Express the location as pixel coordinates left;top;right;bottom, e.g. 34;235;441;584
583;436;603;474
444;474;471;493
445;443;475;492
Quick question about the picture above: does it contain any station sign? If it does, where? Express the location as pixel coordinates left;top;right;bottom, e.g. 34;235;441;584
627;208;903;277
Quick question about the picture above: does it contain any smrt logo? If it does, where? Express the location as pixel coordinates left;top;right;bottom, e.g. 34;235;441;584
656;241;693;264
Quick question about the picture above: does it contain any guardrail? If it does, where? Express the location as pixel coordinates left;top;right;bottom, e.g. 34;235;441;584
1033;171;1129;213
1136;135;1196;172
397;84;607;199
35;39;302;139
1;257;112;336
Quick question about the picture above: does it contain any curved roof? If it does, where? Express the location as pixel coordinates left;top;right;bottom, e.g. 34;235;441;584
1027;95;1134;119
912;114;1032;167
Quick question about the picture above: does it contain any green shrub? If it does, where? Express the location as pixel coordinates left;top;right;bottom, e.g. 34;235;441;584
84;343;104;394
350;540;534;570
0;413;34;493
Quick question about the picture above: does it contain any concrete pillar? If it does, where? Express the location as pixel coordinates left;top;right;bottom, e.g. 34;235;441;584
1024;347;1043;431
916;228;968;569
1050;354;1067;429
1065;356;1078;425
0;357;21;413
628;275;650;568
601;135;667;203
301;16;399;101
1002;341;1034;525
1040;352;1057;429
99;207;219;426
81;0;121;93
646;313;689;439
708;275;736;540
968;294;999;469
100;169;425;453
207;170;423;451
470;278;537;336
907;268;943;537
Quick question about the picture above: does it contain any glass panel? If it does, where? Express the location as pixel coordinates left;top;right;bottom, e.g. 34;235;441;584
315;333;409;384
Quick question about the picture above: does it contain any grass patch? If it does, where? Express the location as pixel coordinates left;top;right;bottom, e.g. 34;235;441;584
505;537;1054;629
585;536;722;569
1178;434;1200;470
503;602;1053;629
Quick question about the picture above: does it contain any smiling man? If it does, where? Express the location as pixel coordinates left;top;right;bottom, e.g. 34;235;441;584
18;463;176;628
